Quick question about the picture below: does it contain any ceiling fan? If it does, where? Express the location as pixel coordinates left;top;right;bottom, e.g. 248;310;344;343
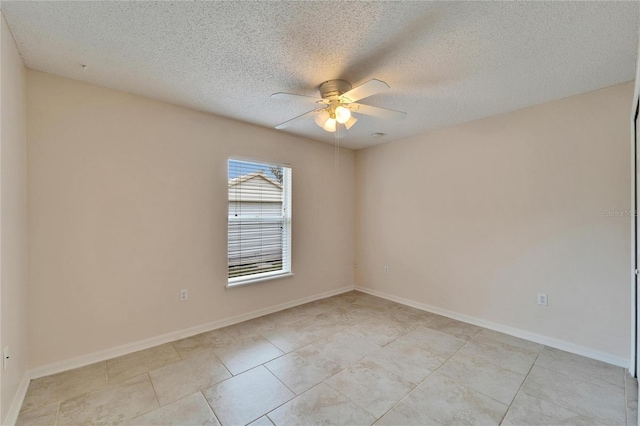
271;79;406;133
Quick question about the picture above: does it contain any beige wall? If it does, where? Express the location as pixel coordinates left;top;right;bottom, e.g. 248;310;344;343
27;71;355;368
1;12;28;423
355;82;633;360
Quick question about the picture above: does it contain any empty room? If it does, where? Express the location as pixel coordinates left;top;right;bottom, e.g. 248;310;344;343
1;1;640;425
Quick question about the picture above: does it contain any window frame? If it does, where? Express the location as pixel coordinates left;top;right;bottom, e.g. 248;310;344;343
226;157;292;288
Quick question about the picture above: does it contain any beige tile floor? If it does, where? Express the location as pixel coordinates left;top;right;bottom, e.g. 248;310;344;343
16;290;638;425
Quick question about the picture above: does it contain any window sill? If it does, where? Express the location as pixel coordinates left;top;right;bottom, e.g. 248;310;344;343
226;272;294;288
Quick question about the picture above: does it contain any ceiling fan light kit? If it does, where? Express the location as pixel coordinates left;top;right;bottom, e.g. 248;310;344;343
316;102;350;133
272;78;407;134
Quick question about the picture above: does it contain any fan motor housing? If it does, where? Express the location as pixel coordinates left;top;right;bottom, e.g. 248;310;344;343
319;79;352;100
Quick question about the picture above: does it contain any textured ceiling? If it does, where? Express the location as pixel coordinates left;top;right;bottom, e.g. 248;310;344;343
1;1;638;149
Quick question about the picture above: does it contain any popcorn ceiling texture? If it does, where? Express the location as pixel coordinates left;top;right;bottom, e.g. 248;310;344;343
1;1;637;149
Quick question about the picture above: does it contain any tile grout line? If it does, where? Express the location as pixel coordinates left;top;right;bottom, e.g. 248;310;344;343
372;330;479;423
462;333;540;376
322;380;378;423
418;328;557;423
258;309;374;358
170;341;186;361
122;373;163;424
627;373;639;426
497;346;544;425
396;329;484;414
625;374;629;426
200;389;227;426
212;350;234;379
625;372;640;426
199;390;224;426
263;362;297;396
518;350;629;423
248;366;303;425
264;379;338;425
371;322;546;422
147;372;162;410
54;402;60;426
495;346;624;423
258;305;353;352
332;316;477;423
531;358;626;389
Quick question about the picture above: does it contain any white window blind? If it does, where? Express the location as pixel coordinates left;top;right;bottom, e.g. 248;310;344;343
228;159;291;285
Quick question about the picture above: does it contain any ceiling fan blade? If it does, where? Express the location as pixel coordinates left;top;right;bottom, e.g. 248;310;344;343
346;103;406;121
275;109;322;130
345;116;358;130
271;92;328;104
339;79;390;103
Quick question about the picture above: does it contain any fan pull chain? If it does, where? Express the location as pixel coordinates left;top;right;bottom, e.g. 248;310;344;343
334;124;341;172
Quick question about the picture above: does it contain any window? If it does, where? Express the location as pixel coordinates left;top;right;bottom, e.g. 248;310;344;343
227;159;292;286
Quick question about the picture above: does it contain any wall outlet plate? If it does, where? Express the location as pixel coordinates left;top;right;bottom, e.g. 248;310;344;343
180;289;188;302
538;293;548;306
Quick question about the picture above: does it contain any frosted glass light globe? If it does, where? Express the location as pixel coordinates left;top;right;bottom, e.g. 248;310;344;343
323;118;337;132
335;106;351;124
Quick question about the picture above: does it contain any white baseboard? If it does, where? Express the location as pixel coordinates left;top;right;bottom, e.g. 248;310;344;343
4;372;30;426
355;286;630;368
28;285;355;380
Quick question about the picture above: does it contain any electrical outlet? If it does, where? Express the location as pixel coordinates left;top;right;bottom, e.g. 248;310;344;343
538;293;548;306
384;265;390;274
180;289;188;302
3;347;9;370
354;262;359;269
